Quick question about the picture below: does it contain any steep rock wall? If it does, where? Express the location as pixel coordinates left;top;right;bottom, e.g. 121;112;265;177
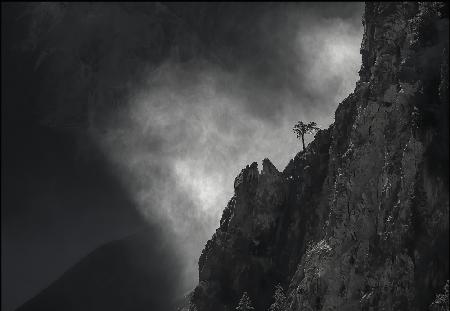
287;3;448;310
189;2;449;311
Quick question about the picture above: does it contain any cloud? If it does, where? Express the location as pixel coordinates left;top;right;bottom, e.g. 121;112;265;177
295;16;363;106
93;13;363;288
7;1;364;301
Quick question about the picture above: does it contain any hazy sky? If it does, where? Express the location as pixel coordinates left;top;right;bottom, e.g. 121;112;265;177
2;2;364;310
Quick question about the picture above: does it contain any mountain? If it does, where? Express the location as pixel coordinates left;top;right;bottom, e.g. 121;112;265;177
15;228;183;311
12;3;449;311
189;2;449;310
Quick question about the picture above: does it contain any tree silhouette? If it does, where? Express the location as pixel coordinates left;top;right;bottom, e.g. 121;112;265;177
268;284;288;311
236;292;255;311
293;121;320;151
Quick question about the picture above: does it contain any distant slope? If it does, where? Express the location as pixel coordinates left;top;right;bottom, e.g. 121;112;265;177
16;228;183;311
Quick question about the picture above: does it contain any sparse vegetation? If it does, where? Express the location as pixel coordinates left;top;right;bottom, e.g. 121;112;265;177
236;292;254;311
268;284;288;311
430;280;449;311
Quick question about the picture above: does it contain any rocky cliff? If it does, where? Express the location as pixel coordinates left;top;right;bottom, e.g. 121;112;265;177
189;2;449;310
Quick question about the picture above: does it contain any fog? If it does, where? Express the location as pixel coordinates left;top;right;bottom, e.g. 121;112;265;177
2;3;364;308
92;5;364;292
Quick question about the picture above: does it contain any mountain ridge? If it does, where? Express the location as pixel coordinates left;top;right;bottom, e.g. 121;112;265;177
15;227;184;311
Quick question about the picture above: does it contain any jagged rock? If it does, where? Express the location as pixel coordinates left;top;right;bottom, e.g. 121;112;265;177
191;133;332;311
190;2;449;311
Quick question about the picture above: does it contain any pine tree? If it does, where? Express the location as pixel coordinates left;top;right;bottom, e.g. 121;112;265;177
236;291;255;311
268;284;287;311
293;121;320;151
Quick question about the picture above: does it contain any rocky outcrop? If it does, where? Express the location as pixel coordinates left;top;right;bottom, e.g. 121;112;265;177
189;2;448;311
191;131;332;311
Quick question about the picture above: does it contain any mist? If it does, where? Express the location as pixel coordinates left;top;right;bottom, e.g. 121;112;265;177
90;4;364;293
2;2;364;309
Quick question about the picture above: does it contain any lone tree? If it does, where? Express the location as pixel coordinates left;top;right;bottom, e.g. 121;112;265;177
293;121;320;151
268;284;288;311
236;292;255;311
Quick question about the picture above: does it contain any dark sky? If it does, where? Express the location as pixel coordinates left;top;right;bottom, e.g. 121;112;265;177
1;2;364;310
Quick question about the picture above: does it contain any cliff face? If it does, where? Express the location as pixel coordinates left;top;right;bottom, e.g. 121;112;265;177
288;3;449;310
189;2;449;311
191;131;332;311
